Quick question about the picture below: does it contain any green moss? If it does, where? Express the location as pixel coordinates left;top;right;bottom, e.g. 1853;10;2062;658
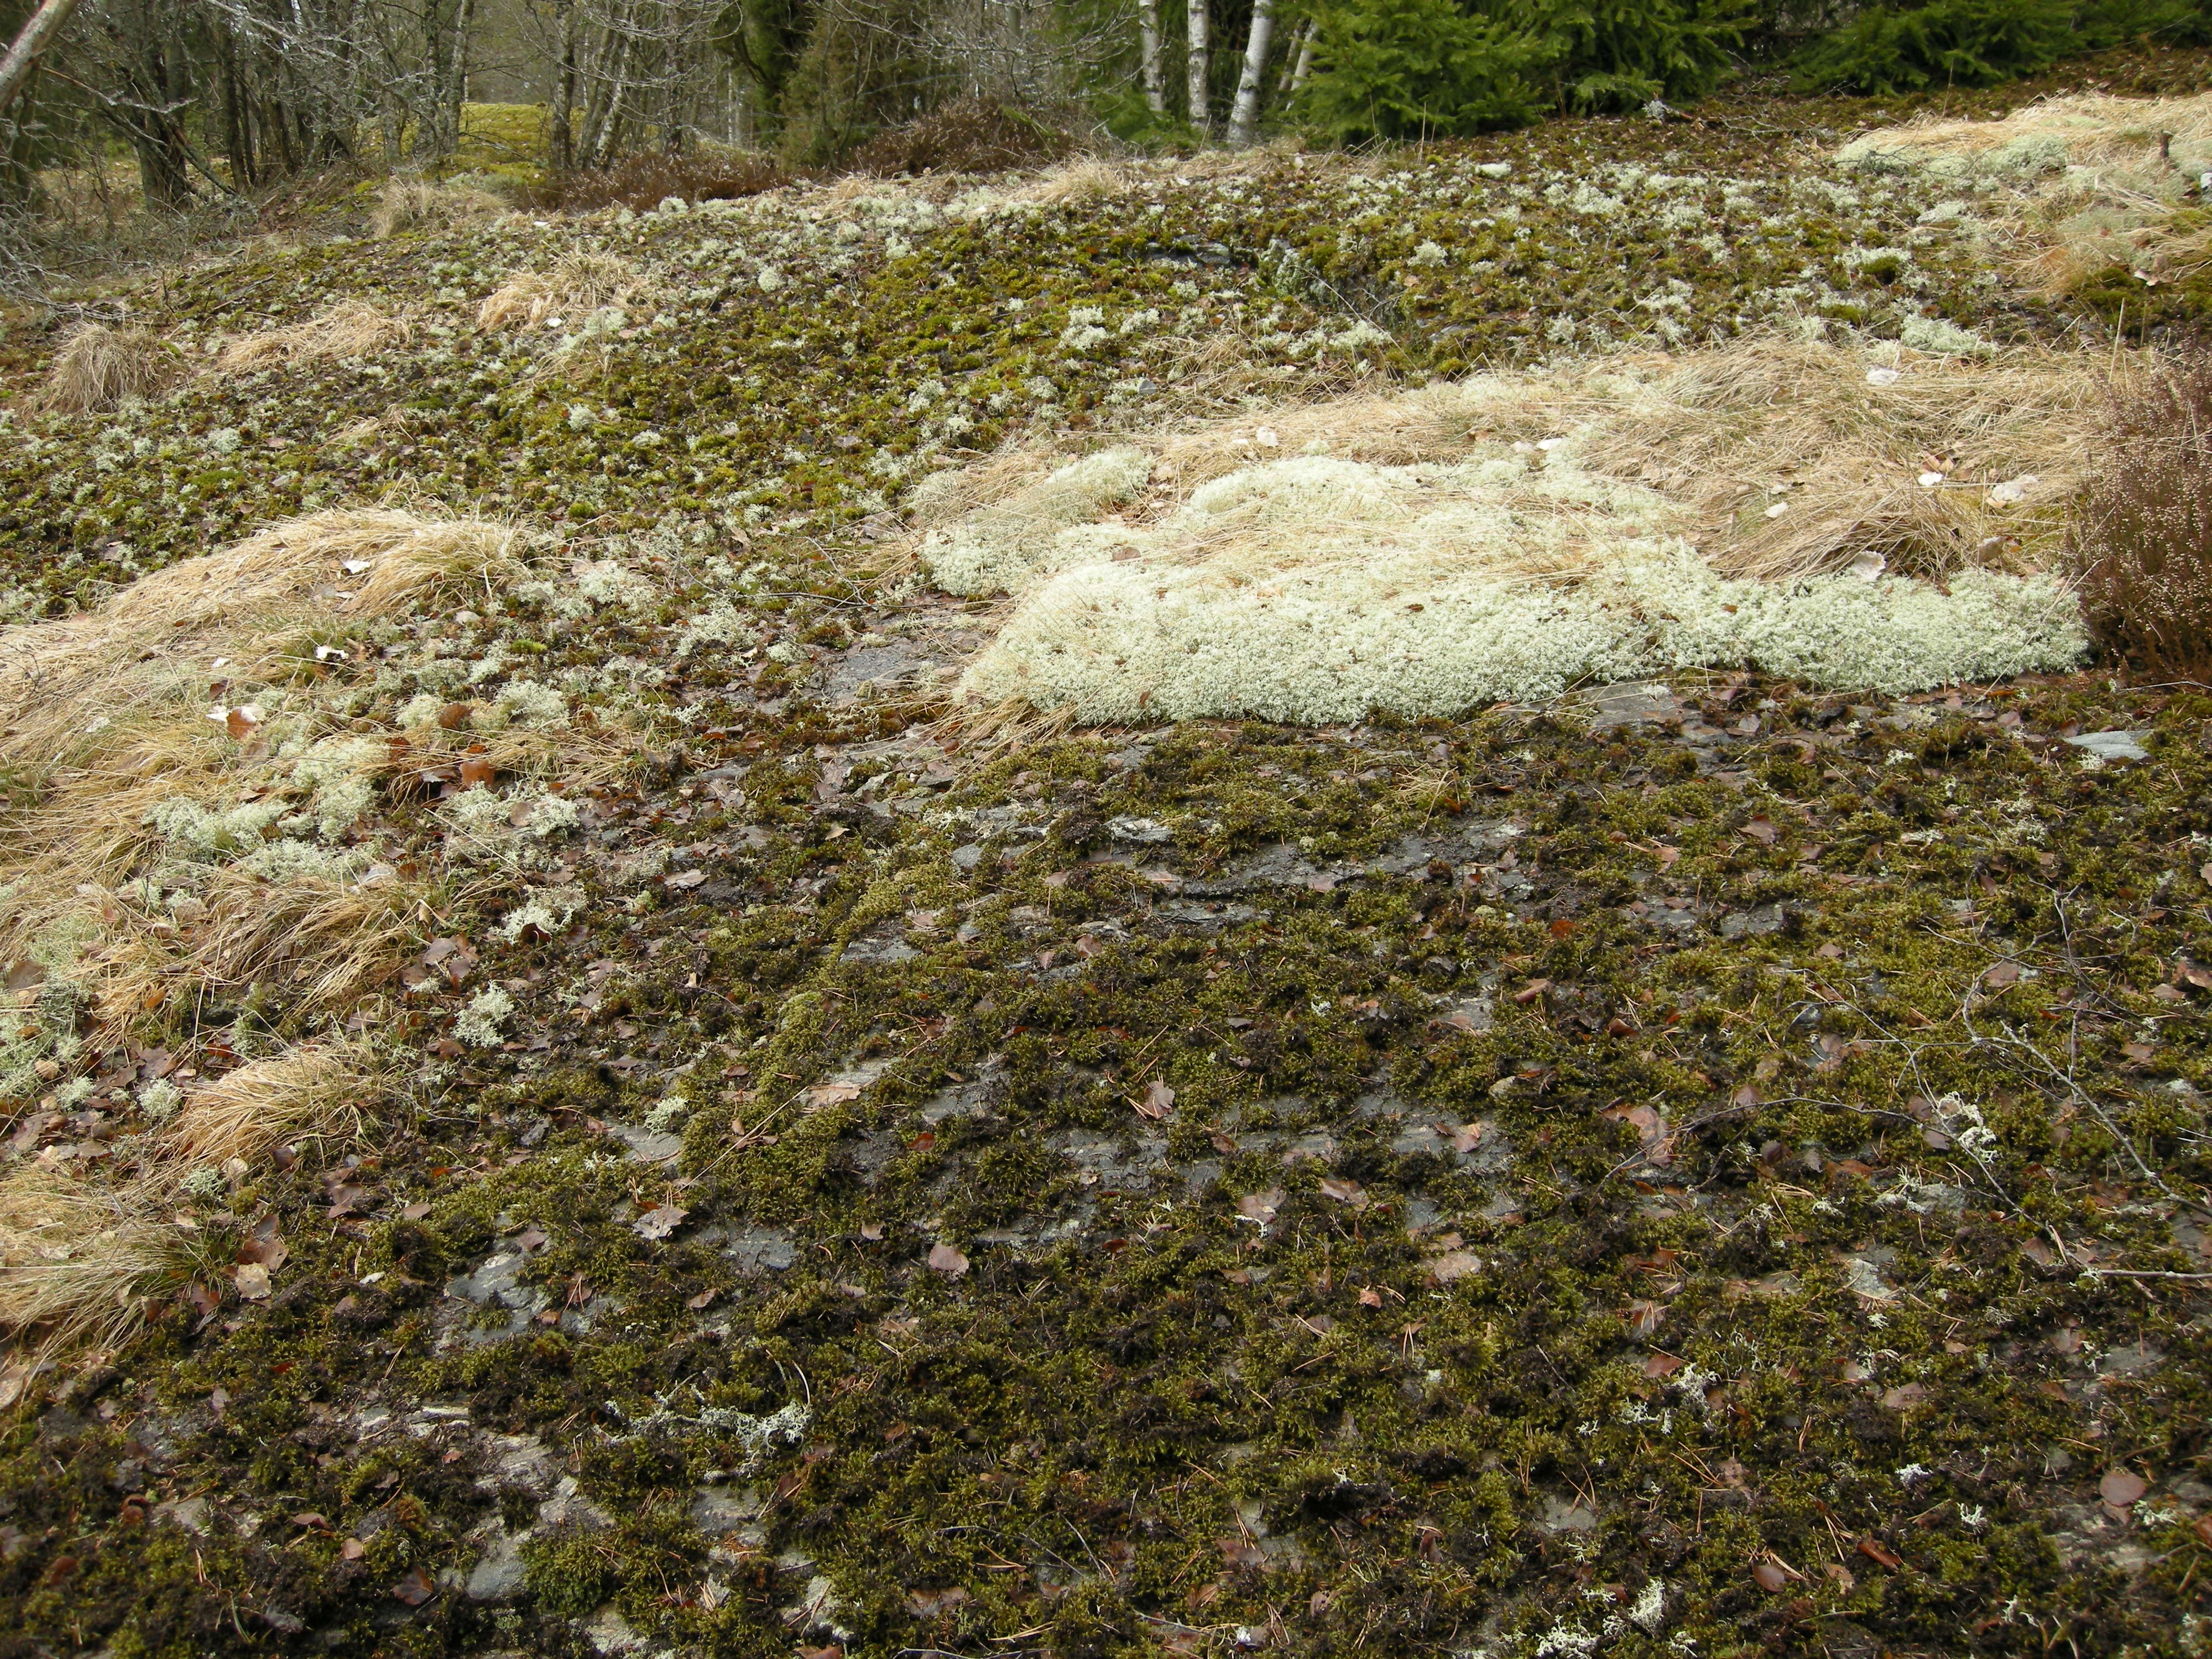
4;60;2212;1659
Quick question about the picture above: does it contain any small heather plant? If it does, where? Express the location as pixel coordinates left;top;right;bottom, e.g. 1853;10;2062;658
2067;350;2212;682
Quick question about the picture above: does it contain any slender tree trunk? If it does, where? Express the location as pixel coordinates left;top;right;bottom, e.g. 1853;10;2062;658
1279;18;1314;95
442;0;476;159
218;28;252;189
1227;0;1274;146
0;0;80;122
1135;0;1165;116
1185;0;1211;137
551;3;580;173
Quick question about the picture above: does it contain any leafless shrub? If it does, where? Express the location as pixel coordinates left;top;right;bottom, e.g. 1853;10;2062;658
848;96;1078;176
537;149;783;212
2066;348;2212;681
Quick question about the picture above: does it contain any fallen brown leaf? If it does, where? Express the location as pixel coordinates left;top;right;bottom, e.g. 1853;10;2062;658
1856;1536;1902;1570
1236;1189;1284;1225
926;1241;969;1277
2099;1467;2147;1510
1426;1250;1483;1283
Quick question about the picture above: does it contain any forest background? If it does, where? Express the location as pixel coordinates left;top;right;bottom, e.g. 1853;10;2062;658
2;0;2210;252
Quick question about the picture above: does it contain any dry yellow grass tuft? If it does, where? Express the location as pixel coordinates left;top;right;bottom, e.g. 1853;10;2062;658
1840;94;2212;296
0;510;524;1030
1575;335;2125;580
477;249;652;332
38;323;179;414
1001;159;1130;207
0;1042;378;1352
1841;92;2212;180
162;1042;372;1168
1038;332;2127;583
213;301;413;374
0;509;520;747
919;335;2106;724
370;175;508;239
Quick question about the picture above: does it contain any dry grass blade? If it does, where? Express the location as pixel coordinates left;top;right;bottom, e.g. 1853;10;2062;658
160;1041;375;1168
39;323;180;414
371;176;508;238
477;250;652;332
0;1042;381;1353
214;301;412;375
0;509;524;1032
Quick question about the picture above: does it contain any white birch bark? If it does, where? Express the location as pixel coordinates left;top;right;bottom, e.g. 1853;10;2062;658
1185;0;1211;138
1226;0;1274;147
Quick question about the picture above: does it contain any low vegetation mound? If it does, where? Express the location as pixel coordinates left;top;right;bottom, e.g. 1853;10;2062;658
922;337;2105;721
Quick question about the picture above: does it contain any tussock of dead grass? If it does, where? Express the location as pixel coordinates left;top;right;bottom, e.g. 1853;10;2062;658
0;510;523;1026
371;176;508;239
1844;92;2212;179
1001;159;1130;207
477;250;652;332
0;1042;378;1350
1042;333;2128;583
161;1041;373;1167
0;510;521;745
39;324;179;415
1578;335;2126;580
213;301;412;375
1843;94;2212;297
96;873;422;1026
921;335;2104;724
0;1173;174;1355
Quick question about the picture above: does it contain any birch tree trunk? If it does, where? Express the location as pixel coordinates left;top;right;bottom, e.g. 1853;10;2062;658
440;0;476;160
0;0;79;121
1279;18;1314;95
1135;0;1164;116
1226;0;1272;147
1185;0;1211;137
